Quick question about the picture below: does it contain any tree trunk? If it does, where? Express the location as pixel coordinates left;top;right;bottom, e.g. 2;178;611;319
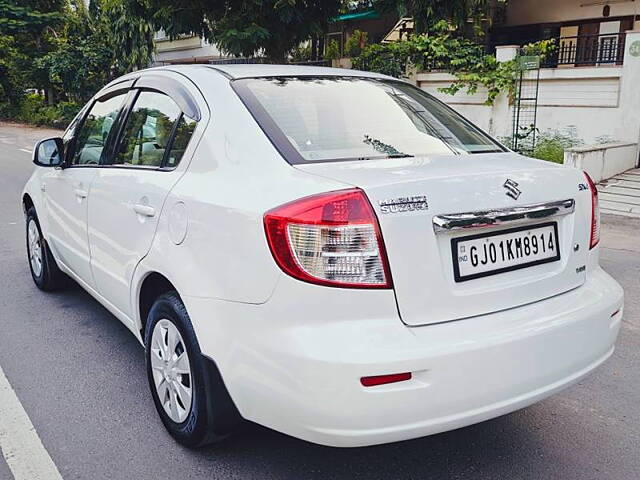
311;35;318;61
46;88;56;106
265;45;287;64
318;35;325;61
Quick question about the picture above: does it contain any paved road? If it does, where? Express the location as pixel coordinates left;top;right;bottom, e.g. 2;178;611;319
0;122;639;479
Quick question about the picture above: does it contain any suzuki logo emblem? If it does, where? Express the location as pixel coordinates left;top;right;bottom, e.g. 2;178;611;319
503;179;521;200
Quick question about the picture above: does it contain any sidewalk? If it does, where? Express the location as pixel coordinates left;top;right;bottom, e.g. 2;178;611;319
599;168;640;218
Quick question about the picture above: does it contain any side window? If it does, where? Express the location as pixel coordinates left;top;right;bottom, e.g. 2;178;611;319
113;91;196;168
71;93;127;166
62;103;88;160
166;115;197;168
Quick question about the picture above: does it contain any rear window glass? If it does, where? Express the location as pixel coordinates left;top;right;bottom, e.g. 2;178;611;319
234;77;504;164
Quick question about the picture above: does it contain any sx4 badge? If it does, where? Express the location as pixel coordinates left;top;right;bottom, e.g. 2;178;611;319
379;196;428;214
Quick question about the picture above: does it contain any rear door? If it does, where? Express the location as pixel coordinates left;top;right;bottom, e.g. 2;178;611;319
87;74;201;319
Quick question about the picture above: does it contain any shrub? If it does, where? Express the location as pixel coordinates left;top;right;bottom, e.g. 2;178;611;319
1;93;81;128
54;101;82;125
290;44;312;63
532;129;582;164
325;39;341;61
353;22;486;78
16;93;48;124
499;127;582;163
344;30;368;58
0;102;19;119
352;41;413;78
353;23;556;105
498;127;583;163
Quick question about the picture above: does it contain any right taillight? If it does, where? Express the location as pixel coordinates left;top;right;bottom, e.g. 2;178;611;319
264;188;392;288
584;172;600;249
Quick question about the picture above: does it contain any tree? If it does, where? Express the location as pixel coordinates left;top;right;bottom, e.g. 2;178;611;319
32;1;107;102
0;1;67;104
374;0;492;37
99;0;155;72
32;0;155;103
0;0;155;109
0;0;64;36
37;37;113;103
0;35;29;108
150;0;344;62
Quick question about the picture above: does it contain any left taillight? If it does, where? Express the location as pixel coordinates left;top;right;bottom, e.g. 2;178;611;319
584;172;600;249
264;188;392;288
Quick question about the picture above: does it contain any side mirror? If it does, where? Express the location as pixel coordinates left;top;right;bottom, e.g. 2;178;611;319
33;137;65;167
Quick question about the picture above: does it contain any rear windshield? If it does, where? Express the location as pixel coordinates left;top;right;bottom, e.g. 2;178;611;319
232;77;505;164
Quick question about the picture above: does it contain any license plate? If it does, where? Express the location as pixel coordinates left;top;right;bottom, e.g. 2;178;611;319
452;222;560;282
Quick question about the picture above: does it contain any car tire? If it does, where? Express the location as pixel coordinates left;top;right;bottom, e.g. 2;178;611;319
144;291;241;447
26;207;67;291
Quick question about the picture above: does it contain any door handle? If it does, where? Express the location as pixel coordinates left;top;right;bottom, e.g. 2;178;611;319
74;189;88;199
40;183;46;192
133;204;156;217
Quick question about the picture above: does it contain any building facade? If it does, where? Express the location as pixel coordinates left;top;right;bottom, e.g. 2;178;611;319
494;0;640;67
152;32;228;66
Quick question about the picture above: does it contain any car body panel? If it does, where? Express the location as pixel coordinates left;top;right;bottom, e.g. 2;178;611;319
185;265;622;447
87;70;210;319
131;68;350;311
40;166;99;286
296;153;591;325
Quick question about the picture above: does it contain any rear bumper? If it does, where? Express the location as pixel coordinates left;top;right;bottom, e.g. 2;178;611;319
185;267;623;447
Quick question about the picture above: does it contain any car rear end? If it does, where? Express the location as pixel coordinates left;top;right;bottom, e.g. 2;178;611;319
191;262;621;447
193;70;624;447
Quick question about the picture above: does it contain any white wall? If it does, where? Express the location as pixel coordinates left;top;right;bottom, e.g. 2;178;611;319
564;143;638;182
535;67;624;143
416;66;629;145
504;0;640;27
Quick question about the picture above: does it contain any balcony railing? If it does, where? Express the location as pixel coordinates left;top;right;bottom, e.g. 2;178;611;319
542;32;626;68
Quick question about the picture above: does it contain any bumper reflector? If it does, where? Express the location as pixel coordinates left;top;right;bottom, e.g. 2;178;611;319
360;372;412;387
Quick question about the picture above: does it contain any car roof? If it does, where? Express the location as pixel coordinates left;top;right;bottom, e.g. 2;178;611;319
198;64;396;81
126;63;394;81
100;64;401;97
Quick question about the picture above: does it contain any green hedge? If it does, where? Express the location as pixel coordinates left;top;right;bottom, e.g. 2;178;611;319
0;93;81;128
531;130;583;164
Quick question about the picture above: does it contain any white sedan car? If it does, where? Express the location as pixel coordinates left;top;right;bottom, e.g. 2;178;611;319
22;65;623;448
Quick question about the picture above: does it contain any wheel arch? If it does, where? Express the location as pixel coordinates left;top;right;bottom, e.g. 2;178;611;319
22;193;35;215
137;271;180;338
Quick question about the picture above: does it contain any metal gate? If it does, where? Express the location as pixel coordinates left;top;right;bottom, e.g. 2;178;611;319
511;53;541;155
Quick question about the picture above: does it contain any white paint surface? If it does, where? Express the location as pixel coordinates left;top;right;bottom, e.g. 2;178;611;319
0;363;63;480
564;142;638;182
416;67;627;142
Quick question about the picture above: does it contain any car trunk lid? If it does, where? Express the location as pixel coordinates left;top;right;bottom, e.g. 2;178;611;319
295;153;591;325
